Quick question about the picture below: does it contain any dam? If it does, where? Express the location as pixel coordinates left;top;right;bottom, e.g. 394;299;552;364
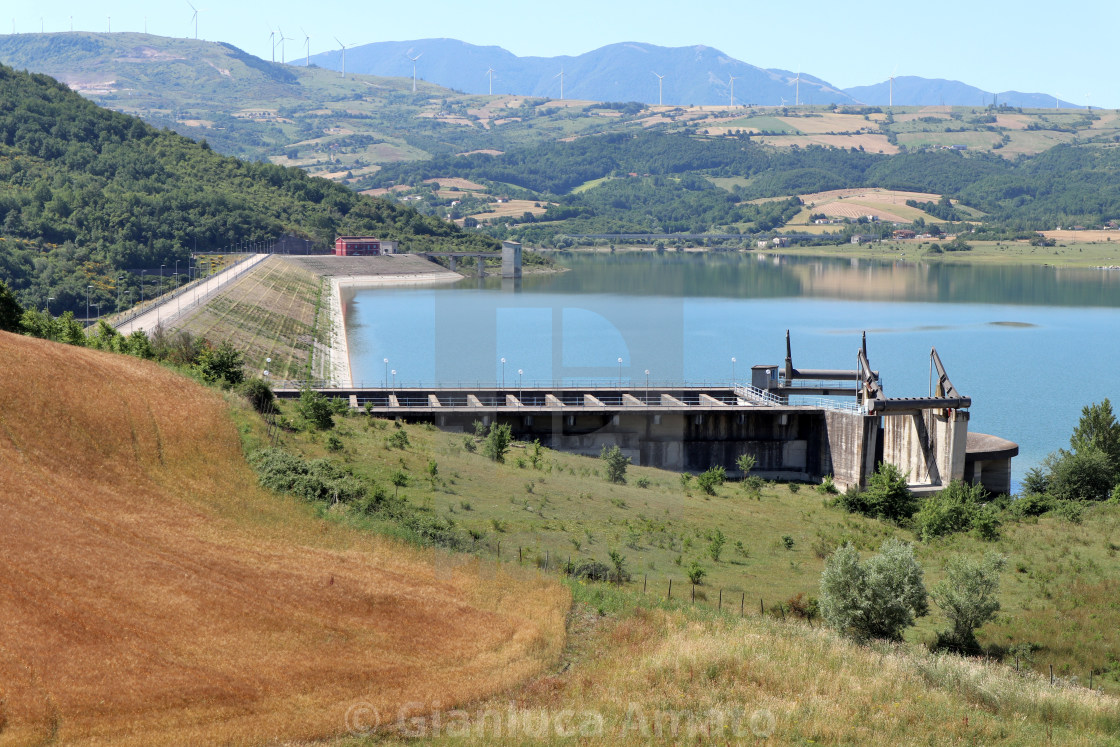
277;333;1018;496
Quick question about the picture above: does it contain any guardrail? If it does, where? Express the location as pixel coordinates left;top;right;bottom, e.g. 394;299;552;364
733;384;784;406
270;378;773;391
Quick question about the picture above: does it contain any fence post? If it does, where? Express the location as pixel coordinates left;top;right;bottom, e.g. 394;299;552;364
718;589;722;612
545;550;549;570
691;583;695;603
643;574;647;593
519;546;522;564
497;541;500;560
760;598;764;616
740;592;745;617
667;579;672;600
1050;664;1054;685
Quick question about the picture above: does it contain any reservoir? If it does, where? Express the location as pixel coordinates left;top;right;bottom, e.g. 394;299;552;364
344;252;1120;478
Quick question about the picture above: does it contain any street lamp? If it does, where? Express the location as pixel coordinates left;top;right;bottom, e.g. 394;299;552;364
500;357;506;388
645;369;650;402
86;284;92;325
617;357;623;386
391;368;397;392
141;270;146;303
160;264;165;297
518;368;523;404
46;296;54;315
731;357;737;386
383;358;389;388
264;357;271;379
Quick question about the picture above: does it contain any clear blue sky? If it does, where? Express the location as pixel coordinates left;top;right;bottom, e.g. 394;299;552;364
11;0;1119;108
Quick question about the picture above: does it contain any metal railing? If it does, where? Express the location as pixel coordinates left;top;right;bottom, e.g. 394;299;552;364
733;384;784;406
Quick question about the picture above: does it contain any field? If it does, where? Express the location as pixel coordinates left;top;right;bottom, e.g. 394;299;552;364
0;332;568;744
766;239;1120;268
786;188;946;224
267;399;1120;699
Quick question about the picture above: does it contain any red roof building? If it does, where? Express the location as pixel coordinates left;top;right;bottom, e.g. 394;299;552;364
333;237;398;256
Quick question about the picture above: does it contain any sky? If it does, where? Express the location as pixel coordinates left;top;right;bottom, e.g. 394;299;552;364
9;0;1120;108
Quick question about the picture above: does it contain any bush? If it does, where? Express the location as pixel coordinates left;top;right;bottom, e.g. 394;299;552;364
818;475;838;494
708;529;726;561
601;444;630;484
1045;447;1116;501
819;539;928;642
1009;491;1054;518
837;463;916;522
787;592;820;621
240;377;274;413
386;429;410;449
296;388;334;430
695;466;727;496
195;340;244;387
249;448;365;503
931;552;1006;653
0;280;23;332
568;560;612;582
736;453;756;475
914;480;988;541
687;561;707;585
484;423;512;463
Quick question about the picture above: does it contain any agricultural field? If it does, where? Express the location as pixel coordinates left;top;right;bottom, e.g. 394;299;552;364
0;332;568;744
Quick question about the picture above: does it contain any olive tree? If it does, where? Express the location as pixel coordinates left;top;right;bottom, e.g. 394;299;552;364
820;539;929;642
931;552;1006;653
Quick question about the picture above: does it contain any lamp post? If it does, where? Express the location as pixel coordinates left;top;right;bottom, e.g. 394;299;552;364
174;259;180;287
645;369;650;403
518;368;523;404
617;357;623;386
141;270;146;303
175;274;180;315
160;264;165;297
264;357;271;380
86;284;92;325
501;357;506;388
391;369;397;392
46;296;54;315
383;358;389;388
731;357;737;386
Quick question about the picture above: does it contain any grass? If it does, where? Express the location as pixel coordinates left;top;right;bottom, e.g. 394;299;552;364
0;331;568;744
767;239;1120;268
270;403;1120;697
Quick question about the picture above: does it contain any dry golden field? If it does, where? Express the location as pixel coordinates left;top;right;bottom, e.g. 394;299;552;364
0;332;568;745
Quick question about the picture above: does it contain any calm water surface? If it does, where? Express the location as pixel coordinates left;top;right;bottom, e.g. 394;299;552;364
345;253;1120;478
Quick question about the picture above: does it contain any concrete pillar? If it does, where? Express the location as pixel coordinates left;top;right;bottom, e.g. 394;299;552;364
882;409;969;488
476;255;485;277
448;256;456;272
823;411;879;491
502;240;522;278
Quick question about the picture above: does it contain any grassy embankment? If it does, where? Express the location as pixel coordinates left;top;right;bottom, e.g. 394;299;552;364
268;403;1120;701
0;332;568;744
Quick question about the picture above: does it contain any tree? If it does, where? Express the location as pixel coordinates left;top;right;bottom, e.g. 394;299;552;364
483;422;512;463
608;549;628;585
195;340;244;387
913;480;988;541
708;529;726;562
1070;399;1120;470
0;280;24;333
241;377;275;413
601;444;630;484
1044;447;1116;501
736;453;756;476
296;388;334;430
931;552;1006;653
819;539;928;642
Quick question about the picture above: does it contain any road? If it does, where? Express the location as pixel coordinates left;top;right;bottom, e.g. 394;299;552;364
114;254;271;336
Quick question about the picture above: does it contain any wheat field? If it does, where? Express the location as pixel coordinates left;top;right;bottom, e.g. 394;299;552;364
0;331;568;744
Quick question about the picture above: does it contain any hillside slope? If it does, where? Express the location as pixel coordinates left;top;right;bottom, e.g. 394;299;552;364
0;331;567;744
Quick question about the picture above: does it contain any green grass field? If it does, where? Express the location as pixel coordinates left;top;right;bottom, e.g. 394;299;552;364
266;406;1120;694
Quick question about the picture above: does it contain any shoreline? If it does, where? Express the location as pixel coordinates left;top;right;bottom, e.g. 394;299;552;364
327;270;464;387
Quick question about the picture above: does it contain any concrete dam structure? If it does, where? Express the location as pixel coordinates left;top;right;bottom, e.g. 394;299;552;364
278;333;1017;496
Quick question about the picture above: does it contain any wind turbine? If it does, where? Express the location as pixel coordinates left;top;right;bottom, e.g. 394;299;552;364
107;16;111;33
335;38;349;78
795;69;801;106
268;29;276;62
486;66;495;95
728;74;739;107
277;27;292;64
889;67;896;108
302;27;310;66
406;51;423;92
187;1;205;40
652;71;665;106
555;67;566;100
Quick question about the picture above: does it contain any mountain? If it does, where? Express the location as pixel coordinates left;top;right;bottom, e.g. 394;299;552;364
843;76;1078;109
310;38;859;107
0;61;495;314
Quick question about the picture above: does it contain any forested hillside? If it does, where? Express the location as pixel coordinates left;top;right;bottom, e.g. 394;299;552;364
0;64;495;314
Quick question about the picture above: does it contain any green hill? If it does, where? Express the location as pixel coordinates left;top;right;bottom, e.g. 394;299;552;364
0;62;495;315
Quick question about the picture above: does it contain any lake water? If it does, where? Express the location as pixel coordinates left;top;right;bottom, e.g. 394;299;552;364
344;253;1120;479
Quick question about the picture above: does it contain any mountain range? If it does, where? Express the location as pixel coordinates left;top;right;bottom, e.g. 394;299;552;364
310;38;1078;109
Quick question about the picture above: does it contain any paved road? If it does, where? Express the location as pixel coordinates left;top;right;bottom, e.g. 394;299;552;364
114;254;271;336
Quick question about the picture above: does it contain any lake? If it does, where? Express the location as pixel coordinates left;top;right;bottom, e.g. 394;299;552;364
344;252;1120;480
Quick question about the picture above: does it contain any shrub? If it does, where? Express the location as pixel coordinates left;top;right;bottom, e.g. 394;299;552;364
819;539;928;642
240;377;274;413
931;552;1006;653
601;444;630;484
708;529;726;561
484;423;512;463
818;474;839;494
787;592;820;621
971;505;1002;540
386;429;410;449
1045;447;1116;501
326;434;343;452
696;466;727;496
0;279;23;332
249;448;365;504
608;549;630;584
781;534;795;550
787;482;801;494
687;561;707;585
838;463;916;522
634;477;651;489
914;480;988;541
195;340;244;387
1009;491;1054;518
568;560;612;583
463;435;477;452
296;388;334;430
736;453;756;475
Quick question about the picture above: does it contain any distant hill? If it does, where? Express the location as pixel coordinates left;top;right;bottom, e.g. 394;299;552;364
310;38;859;107
843;76;1079;109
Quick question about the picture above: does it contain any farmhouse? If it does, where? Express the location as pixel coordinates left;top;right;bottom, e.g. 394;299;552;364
333;237;399;256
